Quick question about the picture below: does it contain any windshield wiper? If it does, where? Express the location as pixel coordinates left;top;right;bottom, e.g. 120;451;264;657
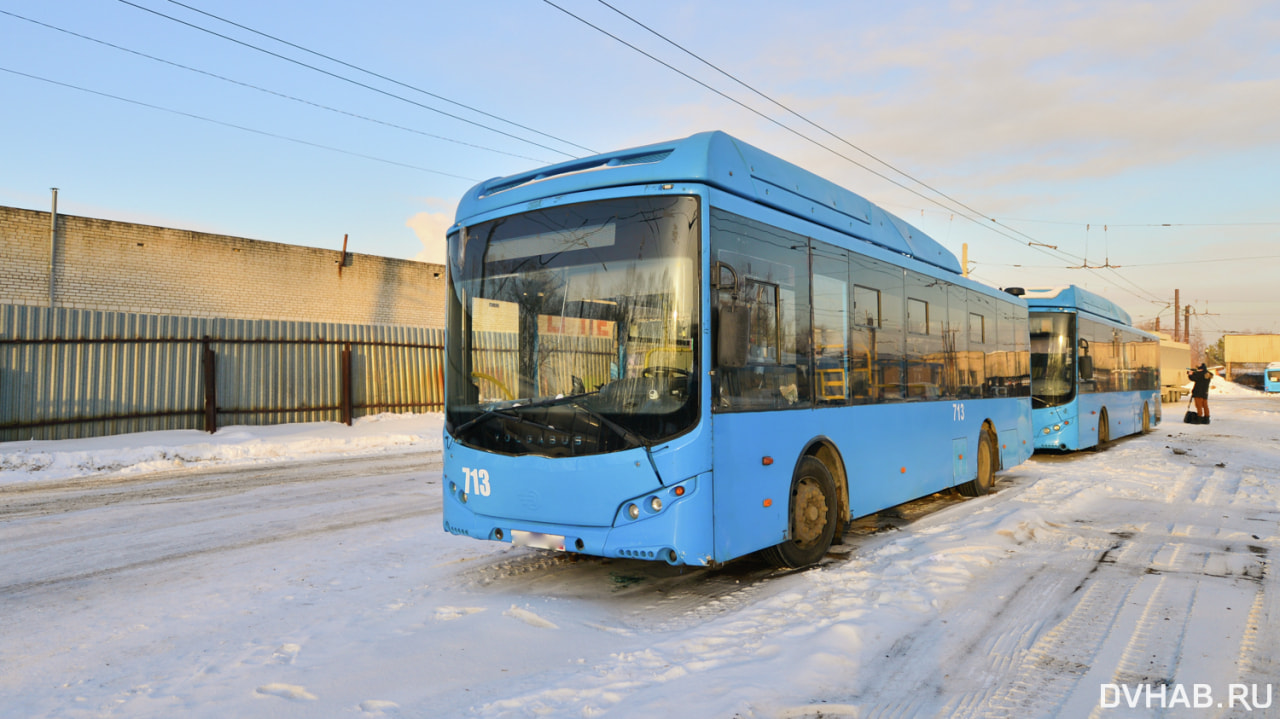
451;407;520;437
453;390;647;451
567;400;648;449
452;392;596;436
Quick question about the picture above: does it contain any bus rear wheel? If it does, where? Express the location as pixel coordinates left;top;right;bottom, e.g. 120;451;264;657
761;456;837;569
958;427;996;497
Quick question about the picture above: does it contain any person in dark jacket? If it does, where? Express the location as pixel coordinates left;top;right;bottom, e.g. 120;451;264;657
1187;363;1213;424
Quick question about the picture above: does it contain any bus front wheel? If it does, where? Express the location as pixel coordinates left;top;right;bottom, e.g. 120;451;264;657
761;456;837;569
1141;403;1151;434
958;427;996;497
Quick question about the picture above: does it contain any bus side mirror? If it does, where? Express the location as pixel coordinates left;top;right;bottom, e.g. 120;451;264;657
717;303;749;368
1078;355;1094;381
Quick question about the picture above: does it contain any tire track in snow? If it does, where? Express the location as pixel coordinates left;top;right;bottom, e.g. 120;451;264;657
0;451;441;520
968;469;1273;719
0;503;434;598
0;452;442;599
975;531;1157;716
1235;551;1278;705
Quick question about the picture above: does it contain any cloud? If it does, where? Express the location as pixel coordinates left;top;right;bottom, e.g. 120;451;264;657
406;198;456;265
730;0;1280;190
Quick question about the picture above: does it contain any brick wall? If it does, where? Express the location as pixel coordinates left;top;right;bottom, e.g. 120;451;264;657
0;205;445;327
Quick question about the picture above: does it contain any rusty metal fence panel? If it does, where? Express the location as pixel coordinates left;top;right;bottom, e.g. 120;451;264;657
0;305;444;442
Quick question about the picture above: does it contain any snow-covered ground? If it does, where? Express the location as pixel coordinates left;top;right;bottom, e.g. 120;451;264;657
2;389;1278;718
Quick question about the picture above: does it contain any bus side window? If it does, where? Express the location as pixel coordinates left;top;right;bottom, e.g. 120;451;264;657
812;240;850;405
709;207;811;412
850;253;904;403
850;284;880;403
1078;338;1094;380
713;261;749;369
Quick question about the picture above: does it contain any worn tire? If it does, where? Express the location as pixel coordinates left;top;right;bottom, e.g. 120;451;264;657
958;427;996;497
760;456;838;569
1095;409;1111;450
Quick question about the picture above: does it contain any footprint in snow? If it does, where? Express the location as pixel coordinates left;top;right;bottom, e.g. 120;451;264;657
255;683;316;701
503;605;559;629
272;643;301;664
434;606;486;621
360;699;401;714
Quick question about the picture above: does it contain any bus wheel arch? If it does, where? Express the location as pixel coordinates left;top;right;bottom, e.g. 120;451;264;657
806;439;849;542
760;453;839;569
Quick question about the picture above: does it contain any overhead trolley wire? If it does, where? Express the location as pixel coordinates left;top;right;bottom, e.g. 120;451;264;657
0;9;554;165
591;0;1029;246
543;0;1078;265
981;254;1280;269
113;0;580;159
158;0;597;156
0;66;478;181
978;215;1280;229
543;4;1079;258
555;0;1171;307
538;1;990;223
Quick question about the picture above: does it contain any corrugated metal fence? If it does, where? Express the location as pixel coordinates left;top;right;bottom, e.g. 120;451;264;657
0;305;444;441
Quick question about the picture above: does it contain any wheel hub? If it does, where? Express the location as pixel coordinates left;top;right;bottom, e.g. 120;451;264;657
792;478;829;546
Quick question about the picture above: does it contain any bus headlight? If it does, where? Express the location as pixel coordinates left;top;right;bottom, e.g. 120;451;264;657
627;503;640;520
649;496;663;513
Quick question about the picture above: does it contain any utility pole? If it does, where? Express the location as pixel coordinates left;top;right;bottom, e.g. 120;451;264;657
1184;305;1191;345
1173;289;1180;343
49;187;58;308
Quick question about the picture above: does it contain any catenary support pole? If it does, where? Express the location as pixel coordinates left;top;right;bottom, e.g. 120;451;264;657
1173;289;1180;344
49;188;58;308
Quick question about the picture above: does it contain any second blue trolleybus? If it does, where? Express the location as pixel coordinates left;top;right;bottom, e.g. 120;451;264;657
443;131;1033;567
1025;286;1161;451
1265;362;1280;393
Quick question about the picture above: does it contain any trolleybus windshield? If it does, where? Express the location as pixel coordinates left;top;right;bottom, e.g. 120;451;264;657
1030;311;1076;408
446;196;700;457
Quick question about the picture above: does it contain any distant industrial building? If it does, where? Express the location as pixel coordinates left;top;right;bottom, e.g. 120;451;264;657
1223;334;1280;385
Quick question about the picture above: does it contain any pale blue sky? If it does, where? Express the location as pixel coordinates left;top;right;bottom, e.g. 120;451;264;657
3;0;1277;343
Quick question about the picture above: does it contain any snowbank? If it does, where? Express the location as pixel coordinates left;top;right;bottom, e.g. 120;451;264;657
1183;374;1266;397
0;413;444;485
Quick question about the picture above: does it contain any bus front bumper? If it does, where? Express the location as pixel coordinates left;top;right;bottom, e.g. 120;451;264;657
442;472;716;566
1035;418;1080;451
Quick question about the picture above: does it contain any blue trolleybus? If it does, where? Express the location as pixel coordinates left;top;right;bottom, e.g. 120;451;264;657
443;131;1033;567
1025;286;1161;451
1265;363;1280;393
